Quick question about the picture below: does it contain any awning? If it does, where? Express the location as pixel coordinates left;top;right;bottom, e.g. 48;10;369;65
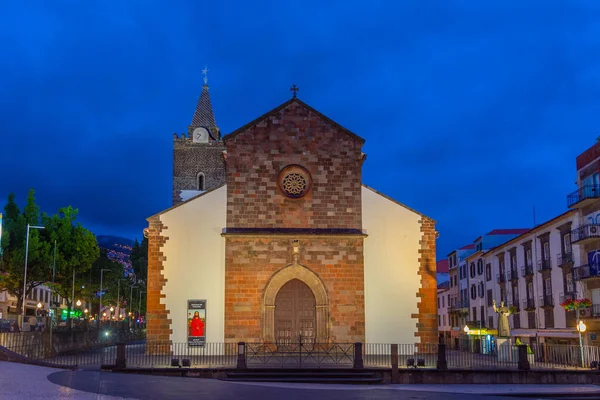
511;329;538;337
536;330;578;339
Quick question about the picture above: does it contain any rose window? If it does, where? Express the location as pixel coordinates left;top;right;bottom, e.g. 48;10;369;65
278;165;312;198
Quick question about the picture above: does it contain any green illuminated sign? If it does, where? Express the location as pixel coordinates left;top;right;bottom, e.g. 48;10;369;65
60;309;82;319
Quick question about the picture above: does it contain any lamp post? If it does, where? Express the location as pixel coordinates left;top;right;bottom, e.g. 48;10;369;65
21;224;45;329
99;269;111;323
138;290;145;321
576;307;587;368
129;284;137;317
117;279;127;317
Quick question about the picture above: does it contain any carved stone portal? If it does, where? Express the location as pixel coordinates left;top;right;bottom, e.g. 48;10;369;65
262;263;329;343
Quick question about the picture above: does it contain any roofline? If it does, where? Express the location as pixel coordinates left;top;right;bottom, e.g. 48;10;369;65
488;209;578;257
146;184;226;221
447;250;457;256
362;184;436;223
222;97;366;144
465;250;484;261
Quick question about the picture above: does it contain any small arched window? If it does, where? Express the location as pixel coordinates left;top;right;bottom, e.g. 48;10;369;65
197;172;205;191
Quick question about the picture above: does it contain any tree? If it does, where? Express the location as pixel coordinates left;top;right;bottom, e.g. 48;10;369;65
43;206;99;329
130;236;148;316
0;190;53;321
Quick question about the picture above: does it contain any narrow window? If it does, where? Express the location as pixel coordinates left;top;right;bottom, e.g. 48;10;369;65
197;172;205;191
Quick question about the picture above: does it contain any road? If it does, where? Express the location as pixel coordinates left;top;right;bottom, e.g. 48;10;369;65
1;361;599;399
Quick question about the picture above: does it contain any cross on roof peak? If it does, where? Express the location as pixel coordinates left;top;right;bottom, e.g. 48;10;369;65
290;84;299;98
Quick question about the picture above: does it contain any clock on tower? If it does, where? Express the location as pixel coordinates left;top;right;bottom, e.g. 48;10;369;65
192;127;209;143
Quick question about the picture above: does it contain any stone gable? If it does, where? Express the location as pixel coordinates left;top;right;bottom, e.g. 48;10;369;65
224;100;365;230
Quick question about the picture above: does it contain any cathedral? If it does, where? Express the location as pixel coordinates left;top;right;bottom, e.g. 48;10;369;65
146;76;438;347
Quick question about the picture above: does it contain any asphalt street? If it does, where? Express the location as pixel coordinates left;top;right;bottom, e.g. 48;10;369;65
1;361;599;400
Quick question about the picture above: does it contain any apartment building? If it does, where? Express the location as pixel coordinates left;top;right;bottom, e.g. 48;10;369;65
568;140;600;346
437;281;450;342
0;285;69;326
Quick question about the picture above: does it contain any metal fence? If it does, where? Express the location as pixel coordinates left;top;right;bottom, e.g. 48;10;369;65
3;338;600;371
245;342;354;368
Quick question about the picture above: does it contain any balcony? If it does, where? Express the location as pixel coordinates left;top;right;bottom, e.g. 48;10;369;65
508;268;519;282
573;264;600;280
571;224;600;245
497;273;507;284
521;264;534;278
556;252;574;268
510;301;520;313
537;259;552;273
523;298;536;311
539;294;554;308
449;298;470;312
567;184;600;208
559;291;577;303
580;304;600;319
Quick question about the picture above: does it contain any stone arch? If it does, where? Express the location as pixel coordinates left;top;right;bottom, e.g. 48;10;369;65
262;264;329;342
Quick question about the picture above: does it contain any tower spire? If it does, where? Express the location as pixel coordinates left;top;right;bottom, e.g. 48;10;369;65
190;67;217;131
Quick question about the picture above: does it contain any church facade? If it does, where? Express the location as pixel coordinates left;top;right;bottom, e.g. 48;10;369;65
146;82;438;347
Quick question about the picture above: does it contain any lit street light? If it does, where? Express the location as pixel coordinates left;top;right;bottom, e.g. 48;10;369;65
22;224;44;328
76;299;82;307
577;319;587;368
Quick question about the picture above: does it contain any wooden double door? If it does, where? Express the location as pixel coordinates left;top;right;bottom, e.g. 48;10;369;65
274;279;316;345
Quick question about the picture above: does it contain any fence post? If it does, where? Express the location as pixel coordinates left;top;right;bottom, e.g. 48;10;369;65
436;343;447;371
518;344;530;371
391;344;399;383
353;342;364;369
115;342;126;369
237;342;247;369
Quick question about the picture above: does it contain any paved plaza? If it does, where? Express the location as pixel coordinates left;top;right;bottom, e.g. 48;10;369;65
1;361;599;399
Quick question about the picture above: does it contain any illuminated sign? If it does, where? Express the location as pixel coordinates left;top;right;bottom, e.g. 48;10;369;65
60;309;83;320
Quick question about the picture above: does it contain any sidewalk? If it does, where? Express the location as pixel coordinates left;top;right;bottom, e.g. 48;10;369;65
395;384;600;396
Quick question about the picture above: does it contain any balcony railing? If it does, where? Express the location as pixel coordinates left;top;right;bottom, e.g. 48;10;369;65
508;268;519;281
571;224;600;244
539;294;554;308
556;252;574;267
579;304;600;319
523;298;536;311
497;273;507;284
573;264;600;280
521;264;534;277
559;291;577;304
537;259;552;273
567;184;600;208
449;298;470;311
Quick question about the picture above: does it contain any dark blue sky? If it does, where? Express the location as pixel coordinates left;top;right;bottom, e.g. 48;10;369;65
1;1;599;258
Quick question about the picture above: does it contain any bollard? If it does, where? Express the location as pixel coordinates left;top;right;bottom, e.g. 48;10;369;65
518;344;530;371
115;342;126;369
237;342;247;369
353;342;364;369
436;343;447;371
391;344;399;383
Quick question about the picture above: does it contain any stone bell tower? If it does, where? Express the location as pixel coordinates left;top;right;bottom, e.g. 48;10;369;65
172;68;226;205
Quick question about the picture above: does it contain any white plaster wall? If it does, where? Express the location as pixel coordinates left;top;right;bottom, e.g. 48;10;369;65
159;186;227;344
362;186;422;344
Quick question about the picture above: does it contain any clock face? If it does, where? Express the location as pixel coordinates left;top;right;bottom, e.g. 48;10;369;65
192;127;209;143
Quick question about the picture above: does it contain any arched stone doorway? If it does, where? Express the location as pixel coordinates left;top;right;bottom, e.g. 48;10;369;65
275;279;316;344
263;264;329;343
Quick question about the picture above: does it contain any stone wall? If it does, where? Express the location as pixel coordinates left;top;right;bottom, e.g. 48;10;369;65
172;136;226;205
145;216;172;343
223;100;365;230
415;217;438;345
224;236;365;343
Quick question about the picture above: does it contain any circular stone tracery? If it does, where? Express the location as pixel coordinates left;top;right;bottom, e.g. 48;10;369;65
278;165;312;198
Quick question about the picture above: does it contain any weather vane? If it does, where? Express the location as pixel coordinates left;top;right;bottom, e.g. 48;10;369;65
290;84;299;98
202;66;209;85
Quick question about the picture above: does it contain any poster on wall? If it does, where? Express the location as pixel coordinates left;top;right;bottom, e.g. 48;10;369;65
588;250;600;277
187;299;206;346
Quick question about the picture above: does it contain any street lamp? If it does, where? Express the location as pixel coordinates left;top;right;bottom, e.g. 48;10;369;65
76;299;82;307
463;325;469;333
129;284;138;317
21;224;45;328
99;269;111;322
577;319;587;368
138;290;145;322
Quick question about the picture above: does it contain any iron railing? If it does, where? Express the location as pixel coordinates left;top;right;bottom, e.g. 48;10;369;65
557;252;574;267
127;342;237;368
246;342;354;368
508;269;519;282
497;273;507;284
567;184;600;207
571;224;600;243
521;264;534;277
523;298;536;311
573;264;600;280
537;259;552;272
539;294;554;307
